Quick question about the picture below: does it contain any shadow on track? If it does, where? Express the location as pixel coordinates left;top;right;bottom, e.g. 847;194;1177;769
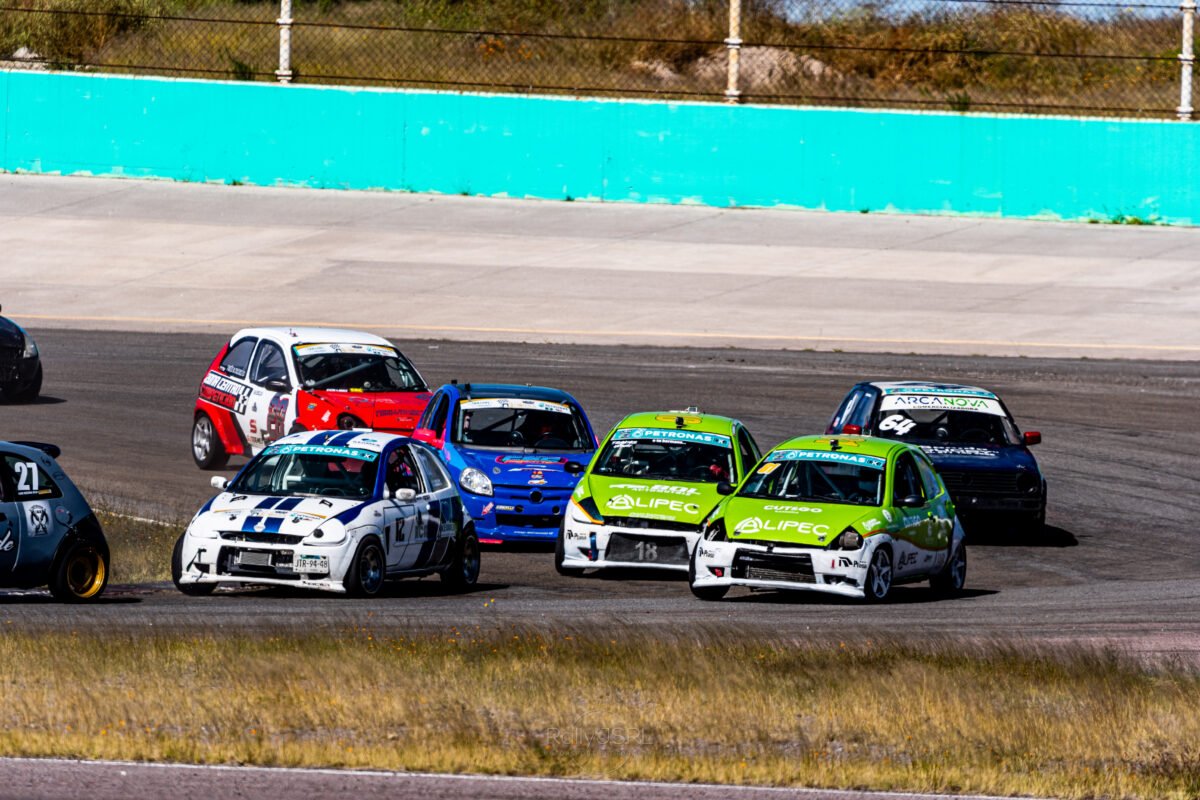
213;580;509;601
724;586;998;606
2;395;67;406
967;520;1078;548
0;593;140;605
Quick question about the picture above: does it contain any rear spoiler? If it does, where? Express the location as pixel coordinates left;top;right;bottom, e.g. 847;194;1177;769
11;441;61;459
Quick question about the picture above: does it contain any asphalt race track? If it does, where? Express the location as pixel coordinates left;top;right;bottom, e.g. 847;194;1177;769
0;329;1196;654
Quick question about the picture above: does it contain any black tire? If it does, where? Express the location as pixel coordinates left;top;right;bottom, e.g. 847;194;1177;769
554;524;585;576
48;539;109;602
192;411;229;470
343;538;386;598
930;543;967;596
688;547;728;601
8;363;42;403
862;546;893;603
171;534;216;596
440;529;481;592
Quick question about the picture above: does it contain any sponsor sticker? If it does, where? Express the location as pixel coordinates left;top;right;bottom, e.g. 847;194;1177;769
880;386;997;399
880;394;1005;416
264;444;379;462
608;483;700;497
498;456;565;466
767;449;886;470
460;397;573;414
201;371;252;414
27;504;50;536
294;342;398;358
612;428;732;448
606;494;701;516
920;445;1002;458
733;517;831;537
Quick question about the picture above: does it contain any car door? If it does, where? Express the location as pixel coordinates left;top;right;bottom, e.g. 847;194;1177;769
412;444;459;566
890;452;932;578
246;339;294;449
381;446;425;571
0;457;23;578
915;454;953;573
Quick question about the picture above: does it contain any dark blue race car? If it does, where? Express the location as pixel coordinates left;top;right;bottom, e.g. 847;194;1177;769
826;381;1046;528
412;383;598;543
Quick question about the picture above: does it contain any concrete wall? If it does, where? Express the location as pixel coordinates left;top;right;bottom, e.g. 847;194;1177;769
3;69;1197;224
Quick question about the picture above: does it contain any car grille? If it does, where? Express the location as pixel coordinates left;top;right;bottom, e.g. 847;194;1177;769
220;530;306;545
603;516;699;533
939;470;1022;496
732;550;816;584
606;533;689;565
496;513;560;530
217;546;302;579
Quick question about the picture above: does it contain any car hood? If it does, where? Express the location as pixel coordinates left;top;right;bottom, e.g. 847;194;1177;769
918;443;1039;472
0;317;25;349
306;389;432;432
459;449;589;490
583;474;723;525
194;493;366;538
722;497;879;548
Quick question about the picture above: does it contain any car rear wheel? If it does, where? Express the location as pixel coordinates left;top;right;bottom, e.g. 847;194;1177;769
688;548;728;601
440;530;481;591
863;547;893;603
554;524;585;576
930;544;967;596
192;412;229;470
171;534;217;596
48;540;108;602
343;538;386;598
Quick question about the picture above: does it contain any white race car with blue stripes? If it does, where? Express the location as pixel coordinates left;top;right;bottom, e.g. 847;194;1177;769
172;430;480;597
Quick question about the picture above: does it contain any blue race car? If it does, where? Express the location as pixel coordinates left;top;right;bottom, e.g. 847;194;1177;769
412;383;598;543
826;381;1047;528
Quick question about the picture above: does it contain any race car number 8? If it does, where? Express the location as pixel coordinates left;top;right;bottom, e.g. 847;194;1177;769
879;415;916;436
14;462;39;493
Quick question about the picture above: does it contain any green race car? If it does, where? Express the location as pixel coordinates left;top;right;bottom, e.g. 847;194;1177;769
557;409;761;574
689;434;966;602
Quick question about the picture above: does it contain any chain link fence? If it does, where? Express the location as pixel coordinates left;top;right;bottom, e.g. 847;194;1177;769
0;0;1191;118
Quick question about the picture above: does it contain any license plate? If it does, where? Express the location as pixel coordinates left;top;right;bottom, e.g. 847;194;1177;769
294;555;330;574
607;534;688;565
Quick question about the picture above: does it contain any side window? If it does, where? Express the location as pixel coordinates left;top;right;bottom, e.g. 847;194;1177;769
852;388;879;430
829;389;862;433
250;342;288;387
429;395;450;437
735;428;760;475
219;338;257;379
413;446;451;493
2;454;62;501
385;448;423;495
418;391;443;430
892;454;925;505
915;456;942;500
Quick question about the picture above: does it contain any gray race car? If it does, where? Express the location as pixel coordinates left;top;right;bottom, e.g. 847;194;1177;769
0;441;109;601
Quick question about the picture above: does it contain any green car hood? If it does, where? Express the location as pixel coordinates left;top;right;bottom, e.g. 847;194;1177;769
582;474;724;526
721;497;882;547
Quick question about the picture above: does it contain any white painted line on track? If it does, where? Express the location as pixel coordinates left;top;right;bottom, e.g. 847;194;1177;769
16;314;1200;354
0;757;1043;800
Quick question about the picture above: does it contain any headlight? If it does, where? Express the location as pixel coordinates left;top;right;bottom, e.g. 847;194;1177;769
188;523;218;540
21;333;37;359
703;517;727;542
568;496;603;525
306;524;348;546
337;414;364;430
459;467;493;496
835;527;863;550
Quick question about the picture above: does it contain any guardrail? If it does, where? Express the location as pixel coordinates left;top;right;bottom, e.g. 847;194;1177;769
0;0;1196;118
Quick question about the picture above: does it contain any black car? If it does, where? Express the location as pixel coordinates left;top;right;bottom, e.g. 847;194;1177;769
0;306;42;403
826;381;1046;527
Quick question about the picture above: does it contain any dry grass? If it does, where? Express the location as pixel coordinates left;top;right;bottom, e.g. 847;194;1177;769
0;629;1199;797
0;0;1184;115
92;505;182;584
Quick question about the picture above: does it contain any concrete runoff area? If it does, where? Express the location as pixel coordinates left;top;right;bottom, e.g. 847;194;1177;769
0;174;1198;359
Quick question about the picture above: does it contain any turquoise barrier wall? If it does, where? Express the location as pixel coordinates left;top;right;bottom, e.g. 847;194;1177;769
3;69;1197;224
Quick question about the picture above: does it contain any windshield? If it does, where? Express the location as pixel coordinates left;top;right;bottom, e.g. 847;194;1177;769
453;397;592;451
594;427;734;483
873;394;1018;445
230;444;379;499
294;343;425;393
740;450;884;507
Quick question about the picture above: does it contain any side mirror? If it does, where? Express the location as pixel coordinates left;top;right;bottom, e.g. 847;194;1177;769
564;461;584;475
395;488;417;502
210;476;229;491
263;378;291;393
412;428;443;448
1023;431;1041;446
716;481;735;496
842;424;862;435
899;494;924;508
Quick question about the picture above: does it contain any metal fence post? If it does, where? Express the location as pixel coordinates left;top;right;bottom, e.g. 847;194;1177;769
276;0;294;84
1180;0;1196;120
725;0;742;104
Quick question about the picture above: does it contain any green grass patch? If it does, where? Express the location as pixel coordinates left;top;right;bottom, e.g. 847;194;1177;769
0;629;1198;797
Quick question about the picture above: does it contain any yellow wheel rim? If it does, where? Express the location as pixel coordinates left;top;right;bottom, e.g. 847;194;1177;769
65;548;106;599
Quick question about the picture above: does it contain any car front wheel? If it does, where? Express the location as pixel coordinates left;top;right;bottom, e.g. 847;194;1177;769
343;538;386;598
440;530;481;591
171;534;217;596
863;547;893;603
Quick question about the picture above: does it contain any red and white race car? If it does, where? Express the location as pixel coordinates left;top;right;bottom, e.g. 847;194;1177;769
191;327;432;469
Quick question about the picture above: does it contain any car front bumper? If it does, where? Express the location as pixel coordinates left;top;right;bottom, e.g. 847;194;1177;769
560;519;701;572
691;539;871;598
464;488;572;542
177;532;356;594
